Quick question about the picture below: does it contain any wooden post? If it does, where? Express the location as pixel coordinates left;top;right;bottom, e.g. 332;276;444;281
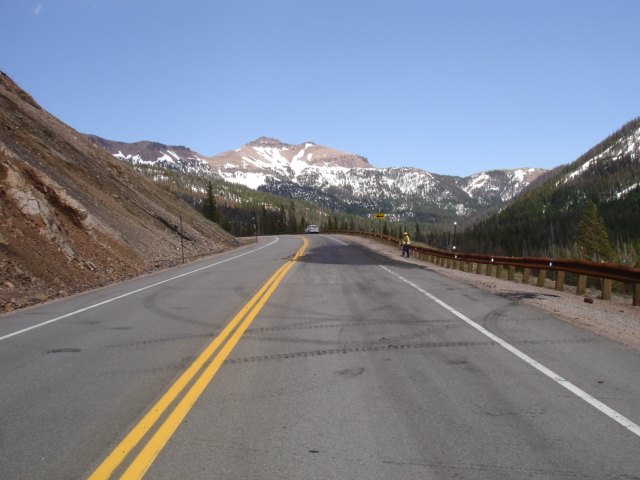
576;275;587;295
634;283;640;307
486;264;493;276
522;268;531;284
602;279;612;300
555;271;566;291
475;263;483;275
537;269;547;287
460;261;466;272
496;265;504;279
508;265;516;281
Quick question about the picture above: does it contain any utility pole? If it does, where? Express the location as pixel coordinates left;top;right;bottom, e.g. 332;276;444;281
254;216;257;244
180;215;185;264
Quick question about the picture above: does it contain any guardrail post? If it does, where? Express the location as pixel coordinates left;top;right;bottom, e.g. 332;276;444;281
508;265;516;281
460;261;466;272
475;263;483;275
634;284;639;307
486;264;493;276
496;264;504;279
602;279;612;300
555;271;566;291
576;275;587;295
522;268;531;284
537;269;547;287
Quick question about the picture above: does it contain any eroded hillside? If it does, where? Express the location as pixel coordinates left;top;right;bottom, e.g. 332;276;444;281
0;72;238;312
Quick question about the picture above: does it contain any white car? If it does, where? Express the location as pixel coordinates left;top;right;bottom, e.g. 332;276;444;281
304;225;320;234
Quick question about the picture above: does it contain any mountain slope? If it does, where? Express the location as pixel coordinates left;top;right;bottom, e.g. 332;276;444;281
0;72;237;311
462;117;640;259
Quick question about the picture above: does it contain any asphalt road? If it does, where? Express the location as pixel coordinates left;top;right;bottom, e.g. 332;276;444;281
1;234;639;479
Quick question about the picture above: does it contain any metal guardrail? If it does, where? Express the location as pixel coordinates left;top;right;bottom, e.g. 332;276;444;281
324;230;640;306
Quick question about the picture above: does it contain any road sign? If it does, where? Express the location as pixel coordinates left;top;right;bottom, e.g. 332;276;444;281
374;213;385;219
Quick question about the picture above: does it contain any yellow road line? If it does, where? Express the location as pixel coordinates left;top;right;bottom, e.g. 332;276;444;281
88;237;307;480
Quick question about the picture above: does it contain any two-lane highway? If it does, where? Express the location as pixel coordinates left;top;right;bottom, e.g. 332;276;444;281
1;234;639;479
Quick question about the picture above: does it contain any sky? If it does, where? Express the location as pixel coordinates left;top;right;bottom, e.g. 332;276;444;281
1;0;639;177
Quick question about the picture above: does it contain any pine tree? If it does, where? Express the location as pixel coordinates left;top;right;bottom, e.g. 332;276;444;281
574;201;615;262
287;202;297;233
202;181;219;223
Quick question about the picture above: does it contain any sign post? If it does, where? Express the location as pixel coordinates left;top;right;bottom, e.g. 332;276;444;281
374;213;385;233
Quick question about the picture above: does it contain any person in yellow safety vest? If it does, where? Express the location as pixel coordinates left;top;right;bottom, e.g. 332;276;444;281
401;232;411;258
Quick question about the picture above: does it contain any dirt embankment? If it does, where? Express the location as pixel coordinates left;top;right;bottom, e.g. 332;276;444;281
0;71;239;313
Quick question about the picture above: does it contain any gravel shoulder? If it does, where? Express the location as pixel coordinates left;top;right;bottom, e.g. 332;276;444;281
340;234;640;352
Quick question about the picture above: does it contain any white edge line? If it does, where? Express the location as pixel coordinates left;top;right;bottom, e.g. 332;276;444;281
379;265;640;438
0;238;280;342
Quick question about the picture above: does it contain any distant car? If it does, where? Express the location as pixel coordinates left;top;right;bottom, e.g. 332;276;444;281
305;225;320;234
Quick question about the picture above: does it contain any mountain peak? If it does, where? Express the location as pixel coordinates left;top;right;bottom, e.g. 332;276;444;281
248;137;289;148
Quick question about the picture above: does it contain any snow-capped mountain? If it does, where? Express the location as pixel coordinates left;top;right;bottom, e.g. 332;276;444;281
85;135;217;179
86;134;547;220
207;137;546;218
207;136;374;189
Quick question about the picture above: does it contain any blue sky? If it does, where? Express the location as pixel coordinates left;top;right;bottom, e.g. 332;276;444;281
1;0;638;177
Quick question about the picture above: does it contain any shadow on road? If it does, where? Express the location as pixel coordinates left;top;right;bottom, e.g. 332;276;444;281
298;243;427;269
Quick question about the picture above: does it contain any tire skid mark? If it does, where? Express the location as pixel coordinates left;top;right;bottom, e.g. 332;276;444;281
223;340;498;364
96;357;198;377
241;330;434;347
244;318;456;334
223;337;601;365
103;332;217;349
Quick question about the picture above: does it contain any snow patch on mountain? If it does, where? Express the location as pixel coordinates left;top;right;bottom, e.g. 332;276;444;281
561;123;640;185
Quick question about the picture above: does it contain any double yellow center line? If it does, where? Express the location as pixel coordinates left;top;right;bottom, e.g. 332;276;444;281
88;237;308;480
